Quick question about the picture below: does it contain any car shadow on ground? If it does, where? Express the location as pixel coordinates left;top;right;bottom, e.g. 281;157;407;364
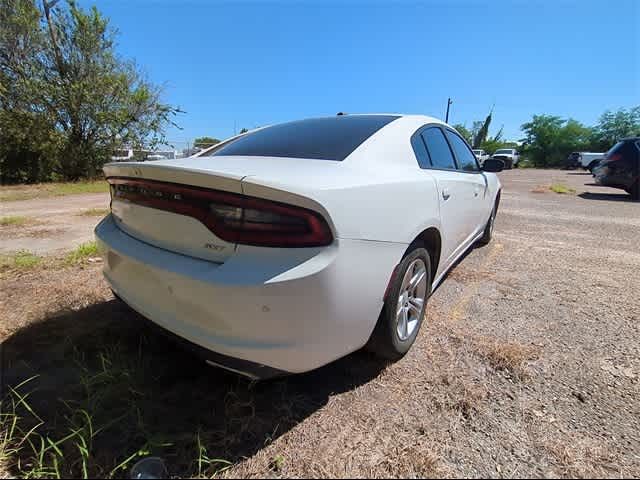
431;243;478;295
2;299;386;477
565;171;592;175
578;192;637;202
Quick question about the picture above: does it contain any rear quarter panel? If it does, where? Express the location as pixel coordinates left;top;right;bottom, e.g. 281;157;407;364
242;166;442;244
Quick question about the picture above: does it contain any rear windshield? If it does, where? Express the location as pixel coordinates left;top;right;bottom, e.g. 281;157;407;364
495;149;513;154
607;141;625;156
607;140;639;160
203;115;399;161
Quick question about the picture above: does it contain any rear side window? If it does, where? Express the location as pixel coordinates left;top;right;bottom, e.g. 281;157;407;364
446;130;479;172
204;115;399;161
411;134;431;169
422;127;456;169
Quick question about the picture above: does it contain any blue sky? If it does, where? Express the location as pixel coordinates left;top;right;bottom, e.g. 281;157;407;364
89;0;638;147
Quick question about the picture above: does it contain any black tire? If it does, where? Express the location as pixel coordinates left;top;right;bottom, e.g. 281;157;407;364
367;247;431;360
587;160;598;173
477;198;499;245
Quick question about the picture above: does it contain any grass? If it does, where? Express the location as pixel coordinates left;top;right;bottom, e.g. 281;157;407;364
0;337;235;478
0;181;108;202
0;251;42;271
476;339;539;380
64;242;99;265
78;208;109;217
1;242;100;274
549;183;576;195
0;216;31;227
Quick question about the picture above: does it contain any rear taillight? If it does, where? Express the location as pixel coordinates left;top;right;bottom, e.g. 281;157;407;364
107;177;333;247
606;153;623;163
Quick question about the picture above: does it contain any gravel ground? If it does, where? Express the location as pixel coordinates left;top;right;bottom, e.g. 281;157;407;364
1;169;639;477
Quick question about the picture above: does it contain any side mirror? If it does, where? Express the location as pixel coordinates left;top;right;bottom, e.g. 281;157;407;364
482;158;504;172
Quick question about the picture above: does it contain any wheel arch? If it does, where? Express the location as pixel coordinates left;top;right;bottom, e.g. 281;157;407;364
405;226;442;280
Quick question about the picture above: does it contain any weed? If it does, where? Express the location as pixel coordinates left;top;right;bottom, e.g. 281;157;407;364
0;216;31;227
549;183;576;194
269;454;285;473
0;251;42;271
64;242;99;265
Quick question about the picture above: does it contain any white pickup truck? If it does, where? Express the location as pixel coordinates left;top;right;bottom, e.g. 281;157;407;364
472;149;490;165
567;152;605;171
491;149;520;169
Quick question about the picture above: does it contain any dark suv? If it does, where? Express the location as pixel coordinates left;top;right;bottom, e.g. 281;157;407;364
593;137;640;200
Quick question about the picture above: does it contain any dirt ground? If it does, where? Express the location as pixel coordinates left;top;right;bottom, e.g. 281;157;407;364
0;192;109;255
1;170;639;478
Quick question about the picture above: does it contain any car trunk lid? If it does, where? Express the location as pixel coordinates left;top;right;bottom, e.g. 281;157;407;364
103;157;335;263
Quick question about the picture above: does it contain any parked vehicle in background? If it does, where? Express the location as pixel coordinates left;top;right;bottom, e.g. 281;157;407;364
145;154;167;161
593;138;639;199
491;149;520;169
566;151;606;171
472;149;490;165
95;114;503;378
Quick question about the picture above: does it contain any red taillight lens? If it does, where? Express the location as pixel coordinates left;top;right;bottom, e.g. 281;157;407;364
107;177;333;247
606;153;623;163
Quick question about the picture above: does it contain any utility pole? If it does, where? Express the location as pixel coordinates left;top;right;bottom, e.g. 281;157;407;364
445;97;453;123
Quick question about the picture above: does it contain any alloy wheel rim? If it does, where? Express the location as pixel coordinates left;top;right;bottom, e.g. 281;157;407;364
396;258;427;341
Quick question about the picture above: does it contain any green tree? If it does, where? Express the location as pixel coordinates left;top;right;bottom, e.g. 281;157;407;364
0;0;180;182
193;136;220;148
452;123;473;144
591;106;640;151
473;110;492;148
520;115;593;167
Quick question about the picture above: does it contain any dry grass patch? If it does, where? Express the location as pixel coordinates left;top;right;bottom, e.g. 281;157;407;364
530;185;549;193
531;184;576;194
475;338;539;379
78;208;109;217
543;439;623;477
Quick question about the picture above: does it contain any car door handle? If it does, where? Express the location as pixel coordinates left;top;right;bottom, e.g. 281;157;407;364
442;189;451;200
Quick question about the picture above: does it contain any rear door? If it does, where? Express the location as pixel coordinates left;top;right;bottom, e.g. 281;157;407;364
414;126;470;264
444;128;490;239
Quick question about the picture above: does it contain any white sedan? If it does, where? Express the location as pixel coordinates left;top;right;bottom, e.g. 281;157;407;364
95;114;503;378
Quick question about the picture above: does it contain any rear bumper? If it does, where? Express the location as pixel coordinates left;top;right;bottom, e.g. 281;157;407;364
593;166;633;190
95;215;405;377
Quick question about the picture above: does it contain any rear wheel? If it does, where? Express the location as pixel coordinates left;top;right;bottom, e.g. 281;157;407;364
367;248;431;360
478;198;499;245
587;160;599;173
